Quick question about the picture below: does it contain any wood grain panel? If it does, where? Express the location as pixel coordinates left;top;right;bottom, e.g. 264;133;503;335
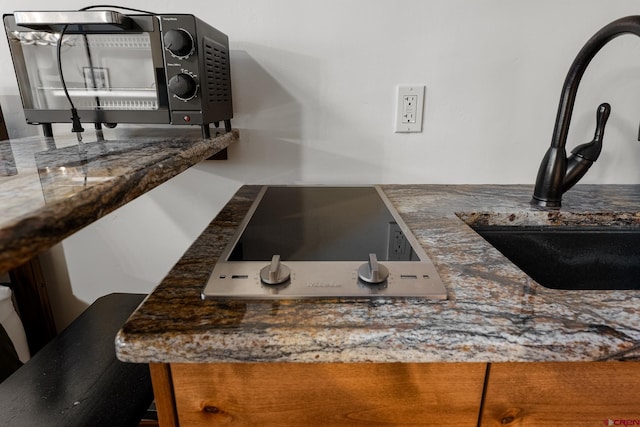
170;362;487;426
480;362;640;426
150;363;179;427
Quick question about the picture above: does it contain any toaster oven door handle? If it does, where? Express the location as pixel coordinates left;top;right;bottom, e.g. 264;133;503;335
14;11;133;31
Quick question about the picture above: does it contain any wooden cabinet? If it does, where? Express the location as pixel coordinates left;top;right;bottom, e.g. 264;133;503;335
150;361;640;426
152;362;487;426
479;362;640;426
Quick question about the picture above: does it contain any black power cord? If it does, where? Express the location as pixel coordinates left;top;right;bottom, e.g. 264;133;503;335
79;5;154;13
56;24;84;140
55;5;157;140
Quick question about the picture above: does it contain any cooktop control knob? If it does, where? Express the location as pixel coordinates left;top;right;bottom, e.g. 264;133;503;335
260;255;291;285
358;254;389;284
168;73;197;101
163;29;194;58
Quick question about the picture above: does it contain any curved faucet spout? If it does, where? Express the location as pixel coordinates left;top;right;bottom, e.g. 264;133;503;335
531;16;640;209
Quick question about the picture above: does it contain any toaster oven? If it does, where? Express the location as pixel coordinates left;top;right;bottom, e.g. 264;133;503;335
3;10;233;138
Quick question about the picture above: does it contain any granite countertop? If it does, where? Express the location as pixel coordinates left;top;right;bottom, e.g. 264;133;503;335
0;128;238;273
116;184;640;364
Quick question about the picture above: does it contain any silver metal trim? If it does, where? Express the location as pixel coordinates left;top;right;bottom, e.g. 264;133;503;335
217;185;268;262
373;185;433;262
14;11;130;27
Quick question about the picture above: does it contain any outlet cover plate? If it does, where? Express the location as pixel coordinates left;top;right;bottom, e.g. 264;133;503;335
395;85;425;133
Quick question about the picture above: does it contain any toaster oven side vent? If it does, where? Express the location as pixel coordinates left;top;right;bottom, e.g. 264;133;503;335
203;38;231;104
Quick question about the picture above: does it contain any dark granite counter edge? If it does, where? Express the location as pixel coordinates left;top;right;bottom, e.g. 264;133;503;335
0;129;238;273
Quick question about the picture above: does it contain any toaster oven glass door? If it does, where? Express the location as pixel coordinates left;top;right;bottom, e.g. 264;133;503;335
8;20;167;115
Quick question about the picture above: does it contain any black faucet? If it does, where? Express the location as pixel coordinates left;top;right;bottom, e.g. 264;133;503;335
531;16;640;209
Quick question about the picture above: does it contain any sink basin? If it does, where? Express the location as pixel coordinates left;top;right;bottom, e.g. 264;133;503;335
470;225;640;290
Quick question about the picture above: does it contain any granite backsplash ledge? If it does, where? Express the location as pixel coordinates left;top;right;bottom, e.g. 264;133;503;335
116;184;640;364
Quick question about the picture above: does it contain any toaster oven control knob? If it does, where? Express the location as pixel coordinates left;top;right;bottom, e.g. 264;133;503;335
358;254;389;284
163;29;194;58
168;73;198;101
260;255;291;285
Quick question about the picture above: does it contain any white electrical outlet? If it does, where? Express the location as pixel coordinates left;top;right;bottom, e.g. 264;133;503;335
395;85;425;133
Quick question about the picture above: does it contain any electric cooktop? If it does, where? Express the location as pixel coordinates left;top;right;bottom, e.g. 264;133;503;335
201;186;447;300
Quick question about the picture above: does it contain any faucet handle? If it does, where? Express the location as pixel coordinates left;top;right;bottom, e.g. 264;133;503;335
570;102;610;161
592;102;611;148
562;103;611;192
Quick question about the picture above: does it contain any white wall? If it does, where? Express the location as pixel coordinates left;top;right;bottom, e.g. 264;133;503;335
2;0;640;327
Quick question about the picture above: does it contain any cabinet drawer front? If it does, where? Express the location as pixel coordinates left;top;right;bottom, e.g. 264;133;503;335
171;362;487;426
481;362;640;426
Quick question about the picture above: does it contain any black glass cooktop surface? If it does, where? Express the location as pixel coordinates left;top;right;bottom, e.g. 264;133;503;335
202;186;447;300
228;186;418;262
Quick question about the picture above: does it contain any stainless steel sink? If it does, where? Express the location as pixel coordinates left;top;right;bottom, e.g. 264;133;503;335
470;225;640;290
